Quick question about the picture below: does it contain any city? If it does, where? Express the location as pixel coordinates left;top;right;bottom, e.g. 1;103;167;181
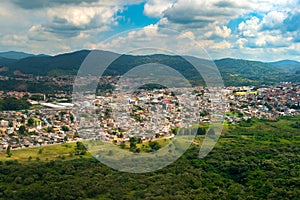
1;79;299;151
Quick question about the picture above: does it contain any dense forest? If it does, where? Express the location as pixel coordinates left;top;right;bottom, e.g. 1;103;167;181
0;116;299;199
0;80;72;94
0;97;30;111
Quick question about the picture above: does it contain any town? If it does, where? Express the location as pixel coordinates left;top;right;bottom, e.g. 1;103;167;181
0;79;299;150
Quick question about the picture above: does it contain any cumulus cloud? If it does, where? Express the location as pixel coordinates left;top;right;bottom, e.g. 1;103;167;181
211;40;232;49
252;33;291;48
1;0;300;61
11;0;142;9
235;8;300;49
261;11;287;30
1;34;28;47
43;5;118;37
11;0;98;9
205;26;231;39
238;17;261;37
86;25;213;58
163;0;240;27
144;0;174;18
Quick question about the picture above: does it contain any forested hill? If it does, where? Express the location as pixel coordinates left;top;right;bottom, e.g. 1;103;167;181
0;51;36;60
269;60;300;74
215;58;300;86
0;50;299;86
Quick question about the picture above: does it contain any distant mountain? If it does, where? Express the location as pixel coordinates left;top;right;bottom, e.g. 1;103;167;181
0;50;299;86
6;50;91;76
214;58;296;86
0;56;17;66
269;60;300;74
0;51;37;59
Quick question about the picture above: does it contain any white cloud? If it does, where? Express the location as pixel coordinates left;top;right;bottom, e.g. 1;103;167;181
1;34;27;47
238;17;261;37
211;40;232;49
178;31;196;40
0;0;141;54
41;4;120;38
236;38;247;48
144;0;175;18
261;11;287;30
1;0;300;61
256;31;292;48
47;6;117;27
205;26;231;39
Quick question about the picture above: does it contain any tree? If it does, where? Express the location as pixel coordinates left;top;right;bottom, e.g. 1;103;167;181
129;137;137;150
46;127;53;133
75;142;86;155
19;125;26;135
135;148;141;153
197;128;206;135
61;125;70;132
38;149;43;154
27;118;35;126
0;97;30;111
130;141;136;150
200;110;209;117
171;127;178;135
74;131;79;138
9;121;13;127
137;138;142;144
6;145;12;157
120;142;126;149
70;114;74;123
149;141;161;151
64;136;68;142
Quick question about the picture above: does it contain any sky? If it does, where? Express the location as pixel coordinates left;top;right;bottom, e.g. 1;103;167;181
0;0;300;61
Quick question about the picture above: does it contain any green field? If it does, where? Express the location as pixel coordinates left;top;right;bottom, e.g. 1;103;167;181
0;142;92;162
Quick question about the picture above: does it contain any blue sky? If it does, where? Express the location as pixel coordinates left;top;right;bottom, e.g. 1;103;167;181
0;0;300;61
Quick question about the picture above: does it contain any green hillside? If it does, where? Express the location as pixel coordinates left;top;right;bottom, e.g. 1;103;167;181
0;116;299;199
269;60;300;73
215;58;299;86
0;50;299;87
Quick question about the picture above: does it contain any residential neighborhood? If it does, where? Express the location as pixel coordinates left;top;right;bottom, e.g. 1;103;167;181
0;80;299;150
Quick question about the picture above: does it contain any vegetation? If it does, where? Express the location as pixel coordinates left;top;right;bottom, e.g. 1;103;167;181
6;145;12;157
0;97;30;111
148;141;161;151
18;125;26;135
61;125;70;132
0;52;299;92
0;142;91;162
74;142;87;155
0;79;72;94
0;116;299;199
27;118;34;127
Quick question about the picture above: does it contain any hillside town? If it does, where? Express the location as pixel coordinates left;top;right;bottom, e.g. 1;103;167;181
0;81;299;150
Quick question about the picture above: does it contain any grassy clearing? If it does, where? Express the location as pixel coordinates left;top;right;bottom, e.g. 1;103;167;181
0;142;91;162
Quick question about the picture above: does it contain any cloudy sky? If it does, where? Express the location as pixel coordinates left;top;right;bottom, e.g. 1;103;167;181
1;0;300;61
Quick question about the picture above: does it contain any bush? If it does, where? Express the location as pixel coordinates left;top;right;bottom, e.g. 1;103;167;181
149;141;161;151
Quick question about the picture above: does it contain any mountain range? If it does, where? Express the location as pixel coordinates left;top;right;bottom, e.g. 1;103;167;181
0;50;299;86
269;60;300;74
0;51;48;60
